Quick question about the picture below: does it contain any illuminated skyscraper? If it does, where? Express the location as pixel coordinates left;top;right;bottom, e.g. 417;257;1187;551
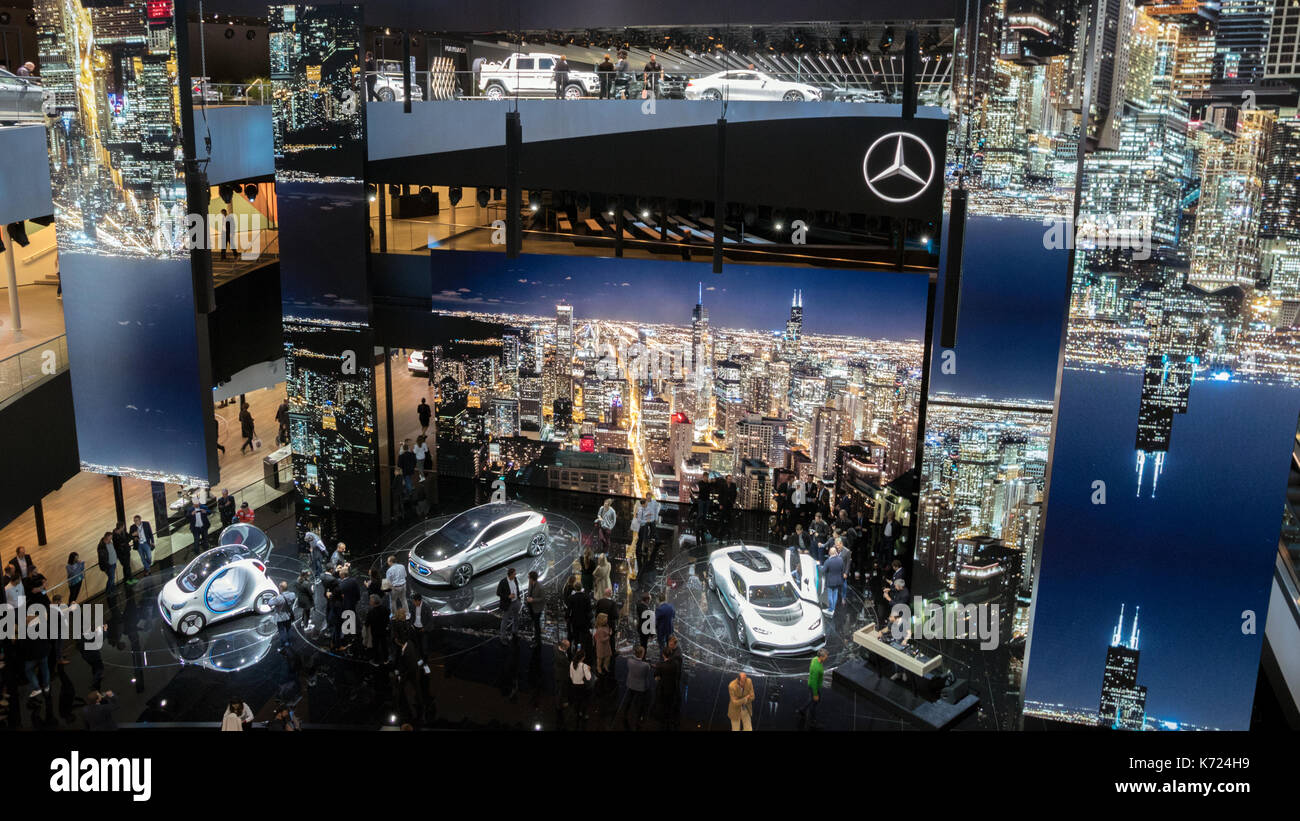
553;303;574;404
811;405;843;480
1098;604;1148;730
1188;109;1273;289
1214;0;1275;82
783;290;803;360
691;282;710;391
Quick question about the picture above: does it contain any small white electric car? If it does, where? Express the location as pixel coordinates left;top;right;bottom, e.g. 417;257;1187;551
707;545;826;656
158;543;278;636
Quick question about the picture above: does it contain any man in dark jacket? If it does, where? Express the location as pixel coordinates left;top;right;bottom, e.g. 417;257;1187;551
417;397;432;433
596;53;614;98
365;594;390;665
594;594;619;658
553;54;571;99
636;593;654;652
338;567;362;614
823;546;845;616
655;636;682;730
566;585;593;659
217;489;237;528
111;522;134;585
186;501;211;550
654;592;675;651
408;593;436;657
275;400;290;445
496;567;522;644
552;639;572;729
83;690;119;731
397;440;417;491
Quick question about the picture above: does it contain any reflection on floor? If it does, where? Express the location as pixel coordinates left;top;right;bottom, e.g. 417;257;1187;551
0;284;64;360
6;479;993;731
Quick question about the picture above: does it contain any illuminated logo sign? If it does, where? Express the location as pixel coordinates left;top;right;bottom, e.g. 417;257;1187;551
147;1;173;21
862;131;936;204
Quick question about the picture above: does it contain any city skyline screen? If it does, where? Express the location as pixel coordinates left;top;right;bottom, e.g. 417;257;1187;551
36;0;215;486
425;250;929;509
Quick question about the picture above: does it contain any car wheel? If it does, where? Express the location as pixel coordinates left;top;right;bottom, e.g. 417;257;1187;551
527;532;547;557
707;569;716;591
450;562;474;588
178;611;206;637
563;83;584;100
783;90;805;101
484;83;506;100
701;89;721;101
254;590;276;614
377;86;396;102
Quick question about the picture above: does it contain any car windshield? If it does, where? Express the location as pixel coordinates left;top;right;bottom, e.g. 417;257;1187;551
748;583;799;608
177;548;241;593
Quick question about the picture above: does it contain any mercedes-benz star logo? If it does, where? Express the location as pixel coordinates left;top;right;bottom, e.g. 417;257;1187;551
862;131;936;204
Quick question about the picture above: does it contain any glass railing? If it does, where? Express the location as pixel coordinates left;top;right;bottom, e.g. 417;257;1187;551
0;334;68;410
41;466;297;606
190;80;271;106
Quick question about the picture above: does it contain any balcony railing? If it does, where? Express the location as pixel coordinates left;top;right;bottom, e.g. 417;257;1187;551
0;333;68;410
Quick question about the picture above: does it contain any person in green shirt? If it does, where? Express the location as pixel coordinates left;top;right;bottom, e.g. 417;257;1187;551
796;648;829;729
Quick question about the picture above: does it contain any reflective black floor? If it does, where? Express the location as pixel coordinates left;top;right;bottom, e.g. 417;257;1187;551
2;491;989;731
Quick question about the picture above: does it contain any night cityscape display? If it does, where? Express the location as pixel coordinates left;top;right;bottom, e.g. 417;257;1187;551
424;251;928;512
34;0;216;487
271;3;379;512
959;0;1300;730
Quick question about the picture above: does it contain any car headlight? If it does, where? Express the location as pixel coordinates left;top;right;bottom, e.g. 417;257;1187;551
809;618;821;631
171;600;186;611
751;624;771;636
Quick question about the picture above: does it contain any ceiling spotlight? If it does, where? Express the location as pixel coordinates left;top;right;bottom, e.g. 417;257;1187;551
366;184;377;202
640;210;649;219
775;223;784;231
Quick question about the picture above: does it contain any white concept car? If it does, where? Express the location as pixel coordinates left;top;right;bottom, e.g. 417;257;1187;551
684;70;822;102
407;501;549;588
158;543;278;636
707;545;826;656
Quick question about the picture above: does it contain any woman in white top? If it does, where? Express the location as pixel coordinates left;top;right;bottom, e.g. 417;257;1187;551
568;648;592;729
413;435;430;475
592;554;612;600
4;569;25;610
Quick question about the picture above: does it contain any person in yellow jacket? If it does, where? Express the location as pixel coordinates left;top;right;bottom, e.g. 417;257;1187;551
728;671;755;731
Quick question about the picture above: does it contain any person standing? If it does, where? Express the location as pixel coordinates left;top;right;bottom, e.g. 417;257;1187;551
217;488;237;528
595;498;616;553
552;639;572;729
553;54;571;99
82;691;119;731
366;594;390;665
568;647;592;729
112;521;134;585
623;645;652;730
238;402;256;454
796;648;828;730
236;501;255;524
187;500;211;550
294;570;315;628
636;593;654;653
271;581;296;649
592;553;612;600
96;532;116;598
275;400;290;445
130;515;154;577
638;493;660;564
409;592;434;657
655;635;682;730
597;53;614;99
219;208;234;260
8;546;35;582
397;440;416;492
65;553;85;604
365;51;379;100
613;51;631;98
567;580;593;660
470;54;485;95
823;545;845;616
4;567;25;610
412;436;429;481
654;591;675;652
642;55;663;97
525;569;544;646
305;524;327;578
496;567;522;644
728;671;755;731
593;612;612;675
417;397;432;433
385;554;408;615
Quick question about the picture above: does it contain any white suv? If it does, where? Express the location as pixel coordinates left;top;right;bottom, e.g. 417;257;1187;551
479;53;599;100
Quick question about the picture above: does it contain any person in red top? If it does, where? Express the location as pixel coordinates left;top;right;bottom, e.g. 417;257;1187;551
235;502;255;524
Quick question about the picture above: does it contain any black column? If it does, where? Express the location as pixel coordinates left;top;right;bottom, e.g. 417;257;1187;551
505;111;522;258
33;501;46;547
713;118;726;274
112;475;126;525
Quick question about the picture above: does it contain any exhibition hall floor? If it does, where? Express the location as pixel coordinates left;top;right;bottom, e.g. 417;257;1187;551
9;487;984;731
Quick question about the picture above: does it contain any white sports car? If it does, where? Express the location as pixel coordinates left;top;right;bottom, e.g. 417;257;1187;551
707;545;826;656
158;543;278;636
684;70;822;102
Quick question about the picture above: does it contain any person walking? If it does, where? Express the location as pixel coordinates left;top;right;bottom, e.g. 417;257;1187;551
594;498;616;553
294;570;315;628
96;532;116;598
130;514;154;577
365;51;379;100
796;648;828;730
275;400;290;445
238;402;257;454
65;553;85;603
728;671;755;731
623;645;652;730
496;567;522;644
613;51;631;98
417;397;432;433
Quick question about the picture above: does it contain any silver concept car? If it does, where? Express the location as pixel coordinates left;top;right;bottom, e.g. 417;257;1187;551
407;501;549;588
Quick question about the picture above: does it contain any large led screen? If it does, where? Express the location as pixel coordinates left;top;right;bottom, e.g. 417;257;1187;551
36;0;216;485
270;4;378;511
425;250;928;530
